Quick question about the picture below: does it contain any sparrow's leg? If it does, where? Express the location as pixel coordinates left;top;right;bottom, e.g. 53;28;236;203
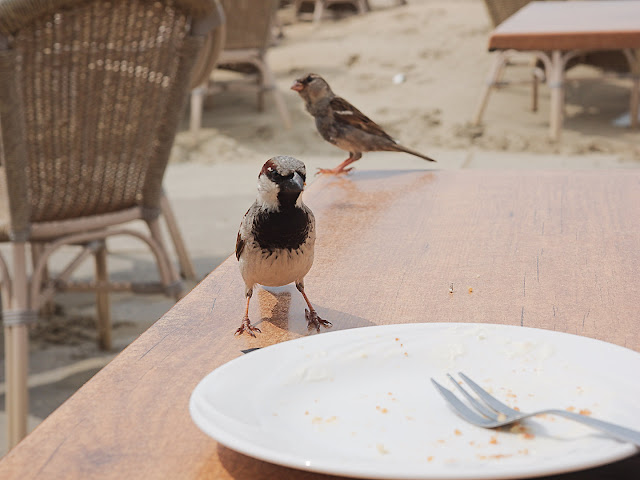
317;152;362;175
296;281;332;333
235;290;261;337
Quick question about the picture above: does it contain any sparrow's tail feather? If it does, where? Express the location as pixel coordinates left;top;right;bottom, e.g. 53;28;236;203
391;144;437;162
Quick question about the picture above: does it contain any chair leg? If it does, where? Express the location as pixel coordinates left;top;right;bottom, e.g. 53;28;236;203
5;324;29;448
190;84;207;133
160;191;197;281
313;0;325;23
146;217;183;301
94;242;112;351
31;242;55;317
6;242;30;448
357;0;369;14
532;73;539;112
254;57;292;129
0;251;13;309
472;52;507;126
630;77;639;129
293;0;302;20
256;71;265;112
548;50;565;141
622;49;640;129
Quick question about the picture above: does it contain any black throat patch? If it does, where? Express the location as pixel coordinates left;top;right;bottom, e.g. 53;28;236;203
252;204;310;252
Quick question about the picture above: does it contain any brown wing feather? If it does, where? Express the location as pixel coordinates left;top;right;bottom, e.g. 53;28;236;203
235;208;251;260
235;230;244;260
330;97;395;142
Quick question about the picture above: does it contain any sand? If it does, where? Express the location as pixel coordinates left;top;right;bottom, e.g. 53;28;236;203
170;0;640;169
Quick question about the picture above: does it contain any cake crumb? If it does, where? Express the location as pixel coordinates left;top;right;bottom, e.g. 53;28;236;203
376;443;390;455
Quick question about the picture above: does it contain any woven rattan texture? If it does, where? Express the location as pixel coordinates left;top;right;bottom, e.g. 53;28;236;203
219;0;277;50
3;0;190;223
0;0;218;34
482;0;534;27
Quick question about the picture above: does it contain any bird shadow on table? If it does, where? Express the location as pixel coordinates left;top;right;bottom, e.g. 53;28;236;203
320;168;435;184
250;286;375;339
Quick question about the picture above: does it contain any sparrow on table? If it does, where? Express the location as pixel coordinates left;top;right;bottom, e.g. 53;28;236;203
291;73;437;174
235;156;332;336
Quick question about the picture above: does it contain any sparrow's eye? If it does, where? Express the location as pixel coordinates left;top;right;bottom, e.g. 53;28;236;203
267;166;280;177
305;75;314;84
267;168;291;182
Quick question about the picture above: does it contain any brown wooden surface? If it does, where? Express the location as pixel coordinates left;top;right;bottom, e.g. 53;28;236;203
1;169;640;478
489;1;640;51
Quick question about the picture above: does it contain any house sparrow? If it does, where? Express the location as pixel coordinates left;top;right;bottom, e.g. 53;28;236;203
235;156;332;336
291;73;436;174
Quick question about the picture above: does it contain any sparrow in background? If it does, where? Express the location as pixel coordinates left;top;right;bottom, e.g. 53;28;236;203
235;156;332;336
291;73;437;174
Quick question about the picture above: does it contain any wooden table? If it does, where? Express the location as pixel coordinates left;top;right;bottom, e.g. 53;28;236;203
473;1;640;140
1;169;640;478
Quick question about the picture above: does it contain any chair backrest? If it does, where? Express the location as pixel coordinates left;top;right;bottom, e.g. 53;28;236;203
482;0;536;27
0;0;218;240
219;0;278;50
190;1;226;88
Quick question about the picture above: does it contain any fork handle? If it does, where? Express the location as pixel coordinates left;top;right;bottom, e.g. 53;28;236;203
546;409;640;447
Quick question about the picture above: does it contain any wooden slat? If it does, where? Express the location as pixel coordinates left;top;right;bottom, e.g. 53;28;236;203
1;169;639;478
488;1;640;51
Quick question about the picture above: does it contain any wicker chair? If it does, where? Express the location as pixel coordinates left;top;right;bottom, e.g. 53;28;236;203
189;0;291;131
189;0;226;131
0;0;221;447
473;0;549;124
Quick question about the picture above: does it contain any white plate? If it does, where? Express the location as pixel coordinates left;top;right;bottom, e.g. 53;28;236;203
190;323;640;479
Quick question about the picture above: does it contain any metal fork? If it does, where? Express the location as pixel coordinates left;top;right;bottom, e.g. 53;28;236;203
431;372;640;447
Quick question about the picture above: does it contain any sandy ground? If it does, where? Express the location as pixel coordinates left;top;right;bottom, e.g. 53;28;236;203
171;0;640;169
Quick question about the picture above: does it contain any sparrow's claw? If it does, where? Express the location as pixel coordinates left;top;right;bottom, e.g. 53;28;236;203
235;318;261;337
315;167;354;176
305;309;332;333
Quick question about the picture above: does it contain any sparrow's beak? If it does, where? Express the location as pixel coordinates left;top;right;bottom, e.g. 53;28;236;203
291;80;304;92
279;172;305;194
